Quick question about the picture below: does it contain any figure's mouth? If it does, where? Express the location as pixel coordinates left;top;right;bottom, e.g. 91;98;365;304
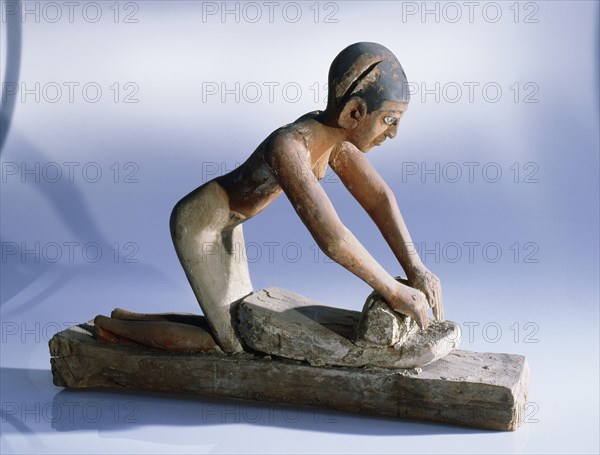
373;135;387;145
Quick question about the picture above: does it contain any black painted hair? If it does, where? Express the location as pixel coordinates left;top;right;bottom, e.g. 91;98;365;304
327;42;410;113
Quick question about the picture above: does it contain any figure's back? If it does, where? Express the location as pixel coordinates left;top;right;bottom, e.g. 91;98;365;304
215;113;329;221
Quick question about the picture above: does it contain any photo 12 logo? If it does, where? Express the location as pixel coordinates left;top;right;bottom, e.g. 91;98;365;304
199;402;339;424
401;161;540;184
399;1;540;24
1;161;140;184
0;1;140;24
1;241;140;264
200;1;340;24
1;82;140;104
1;400;140;424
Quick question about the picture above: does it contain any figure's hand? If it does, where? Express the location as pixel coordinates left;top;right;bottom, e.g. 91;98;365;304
408;264;444;321
385;281;430;330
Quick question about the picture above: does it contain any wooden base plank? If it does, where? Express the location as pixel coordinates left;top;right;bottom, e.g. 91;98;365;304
49;322;529;431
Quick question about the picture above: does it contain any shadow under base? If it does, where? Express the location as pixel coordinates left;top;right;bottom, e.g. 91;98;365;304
49;322;529;431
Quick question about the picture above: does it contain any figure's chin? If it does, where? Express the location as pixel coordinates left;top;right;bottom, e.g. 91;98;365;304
363;139;386;152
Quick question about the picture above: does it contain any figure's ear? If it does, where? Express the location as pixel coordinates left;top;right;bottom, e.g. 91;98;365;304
337;97;367;129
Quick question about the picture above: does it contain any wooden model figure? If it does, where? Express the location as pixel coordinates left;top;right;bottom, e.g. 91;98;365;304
51;43;529;431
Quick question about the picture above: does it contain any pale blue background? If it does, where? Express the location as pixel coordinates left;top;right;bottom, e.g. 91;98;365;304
1;0;598;453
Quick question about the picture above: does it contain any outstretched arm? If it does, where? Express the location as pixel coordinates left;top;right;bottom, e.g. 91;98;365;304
265;133;429;328
329;141;444;320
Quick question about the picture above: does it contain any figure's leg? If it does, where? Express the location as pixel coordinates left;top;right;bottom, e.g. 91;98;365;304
170;181;253;353
94;315;220;352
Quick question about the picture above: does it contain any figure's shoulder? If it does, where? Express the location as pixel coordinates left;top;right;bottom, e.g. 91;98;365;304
265;114;320;153
264;124;304;153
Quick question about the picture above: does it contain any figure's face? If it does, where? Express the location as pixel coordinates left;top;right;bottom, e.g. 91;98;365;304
354;101;408;152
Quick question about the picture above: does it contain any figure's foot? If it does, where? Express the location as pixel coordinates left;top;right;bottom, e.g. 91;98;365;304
94;315;221;353
110;308;208;328
95;318;146;348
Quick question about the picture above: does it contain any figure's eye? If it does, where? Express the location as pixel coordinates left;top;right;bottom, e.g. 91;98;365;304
383;116;398;126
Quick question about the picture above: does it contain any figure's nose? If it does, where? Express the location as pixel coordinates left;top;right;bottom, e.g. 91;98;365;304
386;124;398;139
